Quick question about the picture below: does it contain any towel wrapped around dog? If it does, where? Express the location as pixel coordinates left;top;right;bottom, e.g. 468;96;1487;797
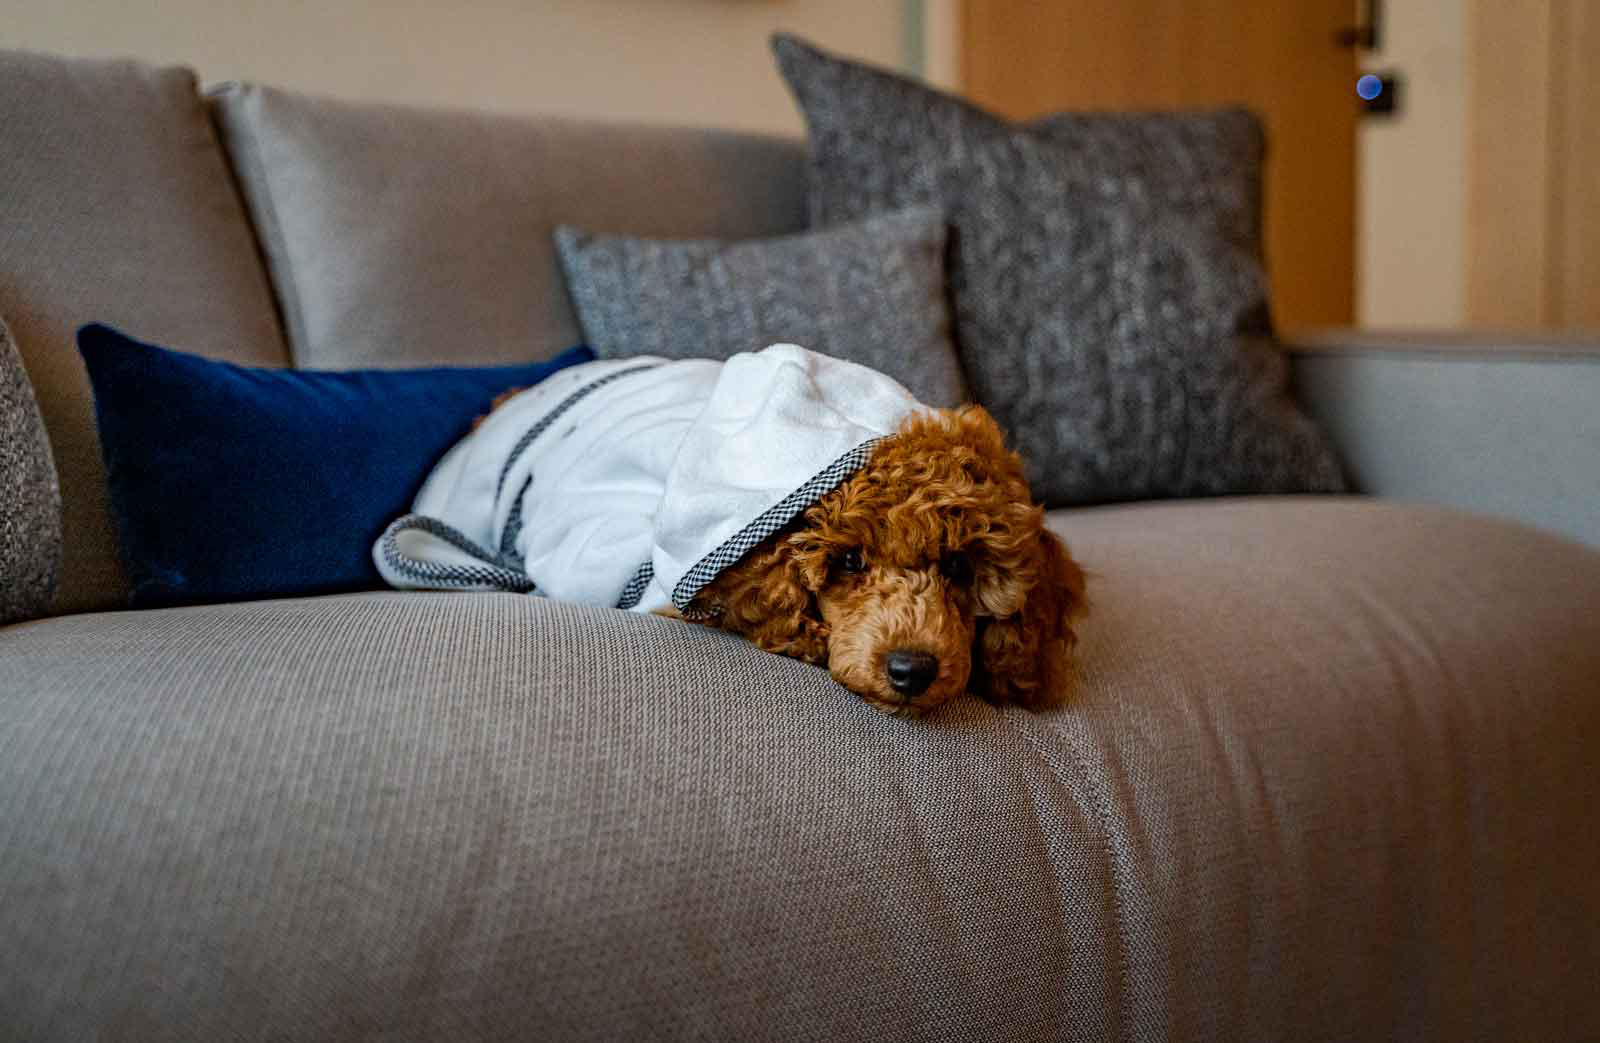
373;343;925;613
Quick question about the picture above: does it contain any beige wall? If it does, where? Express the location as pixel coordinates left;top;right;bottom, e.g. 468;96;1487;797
1357;0;1469;328
0;0;914;136
1465;0;1600;330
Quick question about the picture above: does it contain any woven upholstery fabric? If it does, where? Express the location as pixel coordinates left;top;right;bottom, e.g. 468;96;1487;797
555;207;967;406
0;50;289;613
5;499;1599;1041
212;83;807;370
0;318;60;623
772;35;1344;506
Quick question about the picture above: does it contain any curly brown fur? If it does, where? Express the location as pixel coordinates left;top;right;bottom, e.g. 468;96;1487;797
689;405;1087;718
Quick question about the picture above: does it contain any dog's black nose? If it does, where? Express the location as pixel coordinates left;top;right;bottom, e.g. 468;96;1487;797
886;650;939;695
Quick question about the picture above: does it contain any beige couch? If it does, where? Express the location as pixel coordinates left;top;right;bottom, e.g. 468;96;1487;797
3;49;1599;1041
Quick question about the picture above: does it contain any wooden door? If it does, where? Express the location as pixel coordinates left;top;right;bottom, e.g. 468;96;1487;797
960;0;1358;334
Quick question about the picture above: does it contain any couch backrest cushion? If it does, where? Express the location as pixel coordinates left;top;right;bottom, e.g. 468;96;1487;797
211;84;807;371
0;49;289;614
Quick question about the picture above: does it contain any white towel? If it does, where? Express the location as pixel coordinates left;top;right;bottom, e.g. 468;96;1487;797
374;343;924;613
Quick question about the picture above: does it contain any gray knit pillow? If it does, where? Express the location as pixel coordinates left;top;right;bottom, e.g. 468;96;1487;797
554;206;968;407
773;34;1344;504
1;317;62;624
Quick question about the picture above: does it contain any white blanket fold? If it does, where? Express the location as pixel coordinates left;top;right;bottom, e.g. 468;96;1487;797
374;343;923;613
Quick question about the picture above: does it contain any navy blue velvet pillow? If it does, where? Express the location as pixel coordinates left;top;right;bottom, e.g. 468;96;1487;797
78;323;593;607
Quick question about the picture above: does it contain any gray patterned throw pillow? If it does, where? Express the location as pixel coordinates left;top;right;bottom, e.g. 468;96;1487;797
1;317;62;624
772;34;1344;504
553;206;968;407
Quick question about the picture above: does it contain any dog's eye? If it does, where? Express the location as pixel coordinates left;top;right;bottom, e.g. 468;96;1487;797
839;548;866;574
939;551;974;586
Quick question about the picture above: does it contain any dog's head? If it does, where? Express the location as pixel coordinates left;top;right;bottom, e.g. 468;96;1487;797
692;406;1086;718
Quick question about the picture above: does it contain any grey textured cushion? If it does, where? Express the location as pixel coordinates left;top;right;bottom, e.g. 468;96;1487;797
1027;108;1268;258
212;83;808;370
555;208;967;406
772;35;1344;505
0;318;61;624
5;499;1599;1040
0;50;289;613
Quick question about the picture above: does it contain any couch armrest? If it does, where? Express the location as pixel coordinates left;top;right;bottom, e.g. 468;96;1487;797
1286;330;1600;548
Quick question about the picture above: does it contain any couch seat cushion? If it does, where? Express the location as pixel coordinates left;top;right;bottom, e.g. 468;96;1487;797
3;498;1597;1041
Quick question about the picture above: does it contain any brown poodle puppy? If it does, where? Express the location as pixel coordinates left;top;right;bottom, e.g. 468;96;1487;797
684;405;1087;718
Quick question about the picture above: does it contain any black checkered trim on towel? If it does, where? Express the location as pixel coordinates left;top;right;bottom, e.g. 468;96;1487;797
669;438;880;610
378;513;537;593
616;561;654;610
499;474;532;562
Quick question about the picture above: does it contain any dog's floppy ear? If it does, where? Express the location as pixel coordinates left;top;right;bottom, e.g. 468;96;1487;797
974;528;1087;711
686;539;831;665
